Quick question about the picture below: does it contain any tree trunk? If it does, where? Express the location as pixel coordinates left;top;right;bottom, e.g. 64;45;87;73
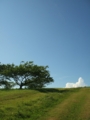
20;84;22;89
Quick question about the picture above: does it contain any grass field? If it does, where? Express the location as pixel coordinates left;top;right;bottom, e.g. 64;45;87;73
0;87;90;120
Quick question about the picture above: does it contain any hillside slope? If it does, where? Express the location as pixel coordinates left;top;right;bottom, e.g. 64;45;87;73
0;88;90;120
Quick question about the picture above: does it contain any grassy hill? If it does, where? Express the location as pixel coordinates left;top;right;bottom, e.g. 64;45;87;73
0;87;90;120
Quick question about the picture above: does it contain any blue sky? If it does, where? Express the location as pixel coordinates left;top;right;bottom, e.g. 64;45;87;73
0;0;90;88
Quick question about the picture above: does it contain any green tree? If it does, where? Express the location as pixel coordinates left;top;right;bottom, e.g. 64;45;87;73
0;61;54;89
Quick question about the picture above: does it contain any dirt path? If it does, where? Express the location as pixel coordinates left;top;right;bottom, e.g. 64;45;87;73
78;88;90;120
42;88;89;120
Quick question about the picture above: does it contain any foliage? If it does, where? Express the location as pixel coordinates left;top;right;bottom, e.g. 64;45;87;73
0;61;54;89
0;80;15;89
25;65;53;89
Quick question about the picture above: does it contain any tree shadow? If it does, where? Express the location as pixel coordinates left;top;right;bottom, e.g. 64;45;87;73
35;88;70;93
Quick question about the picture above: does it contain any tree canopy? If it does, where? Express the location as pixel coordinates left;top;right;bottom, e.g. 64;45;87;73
0;61;54;89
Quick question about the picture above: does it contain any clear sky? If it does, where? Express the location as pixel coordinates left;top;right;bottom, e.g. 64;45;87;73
0;0;90;88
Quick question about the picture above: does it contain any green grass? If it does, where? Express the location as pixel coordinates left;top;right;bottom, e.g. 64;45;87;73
0;87;90;120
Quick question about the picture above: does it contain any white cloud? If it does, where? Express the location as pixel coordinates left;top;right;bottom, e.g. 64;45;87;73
65;77;86;88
